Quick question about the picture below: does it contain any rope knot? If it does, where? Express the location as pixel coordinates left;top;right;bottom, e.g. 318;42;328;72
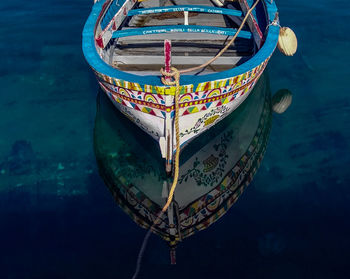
160;67;180;86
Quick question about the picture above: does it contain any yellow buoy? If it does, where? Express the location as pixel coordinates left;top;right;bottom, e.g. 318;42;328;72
278;27;298;56
272;89;293;114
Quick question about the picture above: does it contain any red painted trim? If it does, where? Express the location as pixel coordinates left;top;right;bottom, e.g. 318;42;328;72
95;36;104;48
170;249;176;265
243;0;263;39
98;63;267;112
94;0;112;34
164;40;172;82
100;0;138;39
94;0;113;49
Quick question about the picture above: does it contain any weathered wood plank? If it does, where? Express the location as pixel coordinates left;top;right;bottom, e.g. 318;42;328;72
112;55;243;65
115;40;253;49
128;5;243;17
114;61;248;74
114;46;253;57
129;16;226;28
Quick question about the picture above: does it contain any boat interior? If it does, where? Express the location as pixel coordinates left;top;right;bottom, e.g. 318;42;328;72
97;0;265;76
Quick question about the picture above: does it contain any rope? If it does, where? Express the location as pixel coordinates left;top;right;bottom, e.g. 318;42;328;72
131;68;180;279
179;0;261;74
131;229;152;279
131;2;262;277
158;0;262;215
159;67;181;214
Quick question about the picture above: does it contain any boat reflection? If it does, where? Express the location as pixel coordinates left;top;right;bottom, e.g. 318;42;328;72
94;71;272;249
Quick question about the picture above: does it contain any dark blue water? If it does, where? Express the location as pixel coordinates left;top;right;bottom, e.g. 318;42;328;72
1;1;350;278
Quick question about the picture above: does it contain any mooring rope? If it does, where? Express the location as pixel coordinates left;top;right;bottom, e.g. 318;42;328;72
131;229;152;279
159;67;181;213
158;0;261;217
131;68;181;279
131;1;261;277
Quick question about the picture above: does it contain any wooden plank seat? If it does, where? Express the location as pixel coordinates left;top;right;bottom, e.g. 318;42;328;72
117;32;245;44
113;55;245;66
112;40;253;73
112;25;252;39
127;5;243;17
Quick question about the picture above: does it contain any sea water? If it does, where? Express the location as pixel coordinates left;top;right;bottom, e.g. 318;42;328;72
0;0;349;278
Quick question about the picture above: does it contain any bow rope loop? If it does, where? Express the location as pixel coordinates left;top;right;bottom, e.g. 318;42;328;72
160;66;180;86
160;67;181;214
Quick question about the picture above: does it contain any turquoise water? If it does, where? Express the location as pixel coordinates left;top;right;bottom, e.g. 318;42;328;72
1;0;350;278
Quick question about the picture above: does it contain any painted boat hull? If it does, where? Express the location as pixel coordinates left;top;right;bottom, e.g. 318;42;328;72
83;0;280;162
93;72;273;246
97;56;269;160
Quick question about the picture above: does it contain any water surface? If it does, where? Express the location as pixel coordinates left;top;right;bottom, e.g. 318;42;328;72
0;0;349;278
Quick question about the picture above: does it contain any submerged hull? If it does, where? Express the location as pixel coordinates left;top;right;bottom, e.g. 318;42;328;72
98;56;269;160
94;71;273;246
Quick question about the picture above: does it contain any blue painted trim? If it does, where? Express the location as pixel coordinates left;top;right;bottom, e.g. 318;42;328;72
82;0;279;88
128;5;242;17
112;25;252;39
101;0;118;30
255;0;268;34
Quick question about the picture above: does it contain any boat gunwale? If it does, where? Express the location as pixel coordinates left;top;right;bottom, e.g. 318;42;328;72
82;0;279;88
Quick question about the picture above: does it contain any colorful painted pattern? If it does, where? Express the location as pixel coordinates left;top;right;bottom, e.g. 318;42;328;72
107;181;171;239
102;170;171;239
178;131;232;186
101;83;166;118
179;106;230;137
97;58;268;95
102;90;272;245
178;95;272;239
98;59;268;119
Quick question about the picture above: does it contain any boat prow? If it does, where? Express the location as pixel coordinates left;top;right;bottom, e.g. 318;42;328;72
83;0;280;168
93;71;273;249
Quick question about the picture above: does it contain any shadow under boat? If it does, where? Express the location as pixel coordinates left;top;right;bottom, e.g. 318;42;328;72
94;71;273;249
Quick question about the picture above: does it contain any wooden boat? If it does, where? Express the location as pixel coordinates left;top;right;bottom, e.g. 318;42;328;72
94;71;272;257
83;0;280;168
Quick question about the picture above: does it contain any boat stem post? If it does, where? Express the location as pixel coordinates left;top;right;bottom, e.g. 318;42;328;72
164;39;172;82
170;247;176;265
164;40;173;175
